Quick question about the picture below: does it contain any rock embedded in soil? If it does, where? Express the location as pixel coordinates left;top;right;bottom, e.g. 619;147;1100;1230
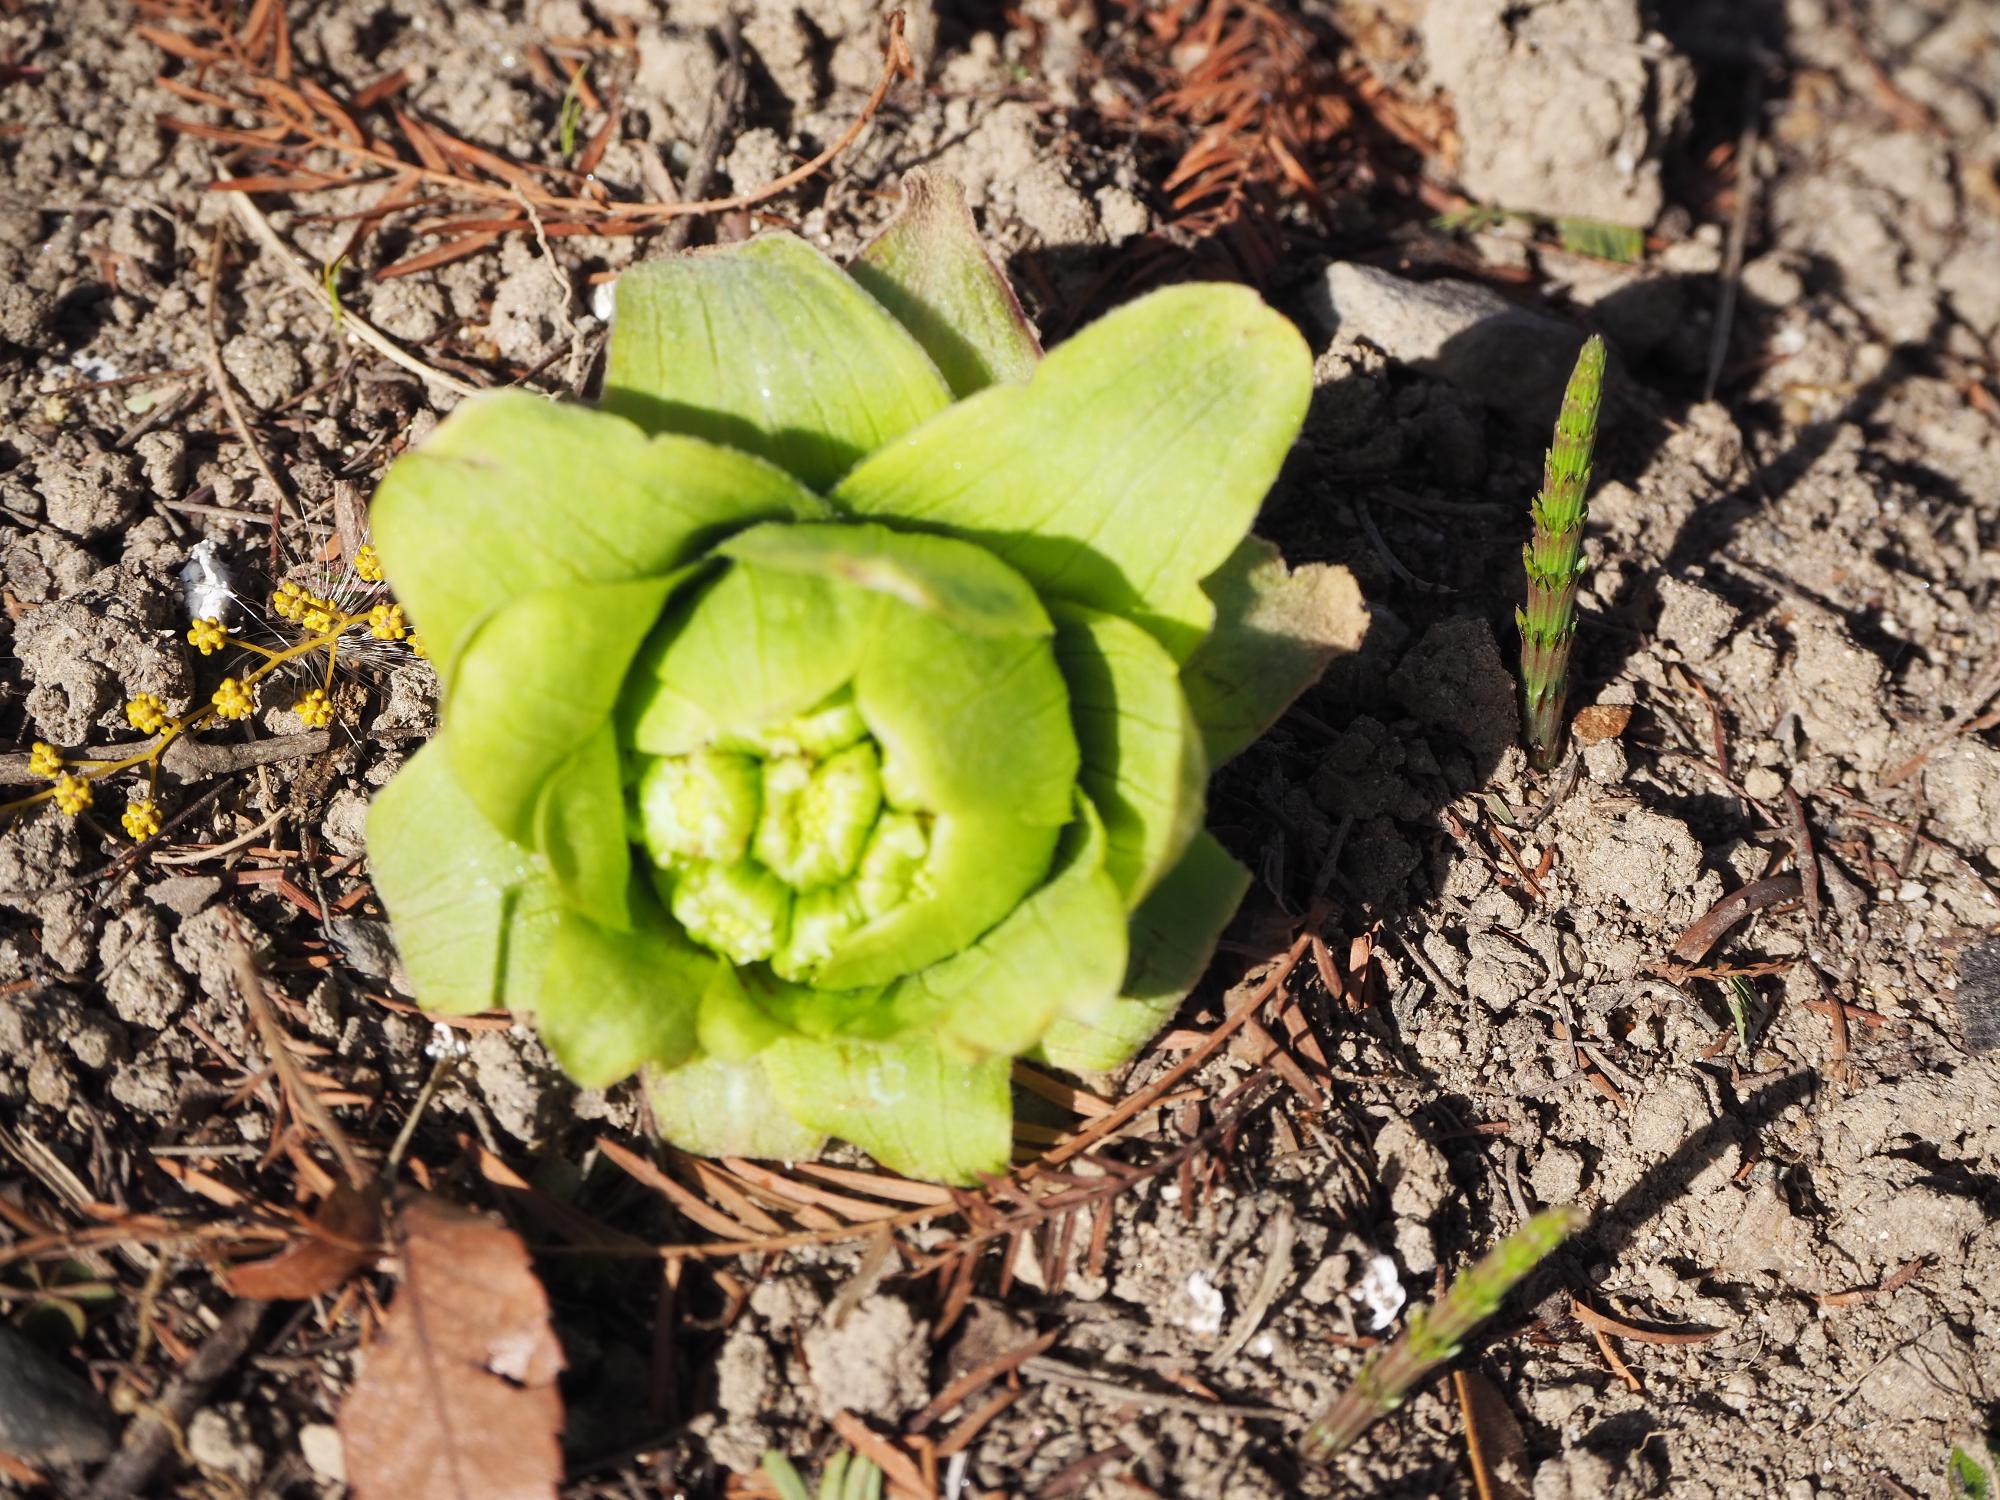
1420;0;1690;226
0;1326;116;1468
800;1295;929;1421
1301;262;1588;424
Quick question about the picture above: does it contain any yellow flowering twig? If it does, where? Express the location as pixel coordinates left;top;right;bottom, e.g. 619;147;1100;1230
3;553;415;839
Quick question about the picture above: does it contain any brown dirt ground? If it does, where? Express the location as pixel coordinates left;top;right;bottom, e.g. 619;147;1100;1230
2;1;1999;1497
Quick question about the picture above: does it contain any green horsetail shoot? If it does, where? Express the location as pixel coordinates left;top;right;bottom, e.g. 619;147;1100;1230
1518;336;1607;770
1300;1205;1582;1461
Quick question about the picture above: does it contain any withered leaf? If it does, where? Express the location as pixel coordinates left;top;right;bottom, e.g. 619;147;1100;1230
224;1183;382;1300
338;1195;565;1500
1571;703;1633;746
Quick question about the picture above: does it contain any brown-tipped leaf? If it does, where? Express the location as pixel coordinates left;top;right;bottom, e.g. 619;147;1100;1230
852;168;1042;396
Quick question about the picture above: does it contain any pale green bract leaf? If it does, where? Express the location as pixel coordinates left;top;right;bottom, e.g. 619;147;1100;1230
604;234;953;491
537;890;710;1086
366;737;562;1015
1180;537;1369;766
716;520;1052;637
648;1054;826;1162
533;720;632;931
621;563;863;756
1052;603;1206;908
372;391;826;683
834;283;1312;661
449;574;678;843
763;1034;1011;1184
1036;830;1249;1073
902;796;1128;1059
851;169;1042;396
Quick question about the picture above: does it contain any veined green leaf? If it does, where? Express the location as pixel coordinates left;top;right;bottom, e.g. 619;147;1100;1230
449;573;679;844
537;887;710;1086
764;1033;1011;1184
716;521;1051;637
620;563;863;757
366;737;562;1015
605;234;953;491
1179;537;1367;766
649;1054;826;1162
1036;830;1248;1073
533;720;632;931
904;796;1127;1058
851;168;1041;396
372;391;826;683
834;283;1312;661
1053;603;1206;907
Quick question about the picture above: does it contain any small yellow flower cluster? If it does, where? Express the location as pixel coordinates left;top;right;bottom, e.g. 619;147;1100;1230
294;689;333;728
126;693;170;735
367;602;407;642
53;774;92;816
354;544;384;584
271;582;342;633
187;617;229;655
212;677;255;721
122;800;161;841
28;741;63;778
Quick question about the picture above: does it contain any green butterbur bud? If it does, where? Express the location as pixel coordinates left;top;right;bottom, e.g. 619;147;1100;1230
775;886;863;981
855;812;928;919
639;751;761;865
748;690;870;759
364;193;1361;1184
755;743;884;890
667;860;791;965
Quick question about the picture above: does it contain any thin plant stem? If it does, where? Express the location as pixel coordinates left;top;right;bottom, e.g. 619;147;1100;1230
1518;337;1607;770
1300;1205;1582;1462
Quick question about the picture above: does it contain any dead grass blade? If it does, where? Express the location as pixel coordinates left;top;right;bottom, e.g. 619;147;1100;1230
338;1195;565;1500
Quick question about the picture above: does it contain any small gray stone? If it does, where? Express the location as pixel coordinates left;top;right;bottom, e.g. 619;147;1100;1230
144;874;222;917
0;1326;116;1467
1302;263;1588;423
299;1422;346;1483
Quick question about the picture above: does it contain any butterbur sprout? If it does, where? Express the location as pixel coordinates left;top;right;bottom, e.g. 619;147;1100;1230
366;170;1363;1183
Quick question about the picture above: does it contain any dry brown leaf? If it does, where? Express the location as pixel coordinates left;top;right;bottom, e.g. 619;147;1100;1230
1571;703;1634;745
223;1183;381;1300
339;1195;565;1500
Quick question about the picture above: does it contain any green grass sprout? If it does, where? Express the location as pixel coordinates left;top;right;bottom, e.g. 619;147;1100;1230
1434;204;1644;265
1952;1446;1997;1500
761;1448;882;1500
1517;335;1607;770
558;64;588;160
1300;1206;1582;1462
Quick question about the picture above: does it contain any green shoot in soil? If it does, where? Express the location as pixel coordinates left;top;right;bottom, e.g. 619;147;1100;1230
762;1449;882;1500
558;65;588;160
1951;1446;1996;1500
1517;335;1606;770
1300;1205;1582;1462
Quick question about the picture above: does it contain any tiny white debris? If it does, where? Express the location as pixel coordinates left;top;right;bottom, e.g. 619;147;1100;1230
591;277;618;323
179;539;238;623
1352;1254;1406;1331
69;352;122;382
425;1022;471;1060
1183;1270;1226;1336
1248;1332;1277;1359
